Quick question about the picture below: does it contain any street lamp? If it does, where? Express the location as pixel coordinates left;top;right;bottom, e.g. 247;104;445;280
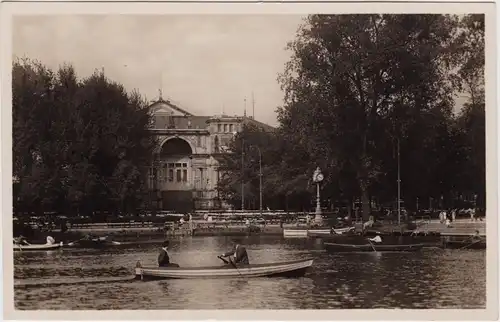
249;146;263;217
312;167;324;225
233;131;244;211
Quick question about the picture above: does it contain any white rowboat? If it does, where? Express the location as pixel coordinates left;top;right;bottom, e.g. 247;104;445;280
135;258;314;280
14;242;63;251
283;227;355;238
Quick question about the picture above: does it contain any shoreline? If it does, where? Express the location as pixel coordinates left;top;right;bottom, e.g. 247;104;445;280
15;218;486;243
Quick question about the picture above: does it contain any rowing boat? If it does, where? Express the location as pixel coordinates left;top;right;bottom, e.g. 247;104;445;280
442;239;486;250
14;242;63;251
283;227;355;238
307;228;357;238
324;242;424;253
134;258;314;280
66;236;122;248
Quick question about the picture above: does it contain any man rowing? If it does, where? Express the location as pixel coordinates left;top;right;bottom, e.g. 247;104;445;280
220;238;249;265
13;235;30;246
158;240;180;268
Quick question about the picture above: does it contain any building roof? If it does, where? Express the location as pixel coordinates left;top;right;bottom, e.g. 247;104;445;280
243;116;275;132
147;99;275;131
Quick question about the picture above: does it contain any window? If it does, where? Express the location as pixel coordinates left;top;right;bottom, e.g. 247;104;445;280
182;163;187;168
176;169;182;182
218;124;222;132
168;169;174;182
182;170;188;182
197;191;203;198
175;163;182;168
163;165;168;182
229;124;234;132
168;163;174;168
224;124;228;132
197;136;201;147
214;136;219;153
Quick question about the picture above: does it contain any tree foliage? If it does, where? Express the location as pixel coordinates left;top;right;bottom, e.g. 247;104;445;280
217;14;485;216
13;58;156;216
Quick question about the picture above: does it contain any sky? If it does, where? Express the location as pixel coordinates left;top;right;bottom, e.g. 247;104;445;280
13;15;468;127
13;15;307;126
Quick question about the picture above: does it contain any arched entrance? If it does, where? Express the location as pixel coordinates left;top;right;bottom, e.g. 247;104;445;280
157;137;194;212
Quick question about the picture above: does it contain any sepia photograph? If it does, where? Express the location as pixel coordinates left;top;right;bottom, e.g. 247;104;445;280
1;2;497;319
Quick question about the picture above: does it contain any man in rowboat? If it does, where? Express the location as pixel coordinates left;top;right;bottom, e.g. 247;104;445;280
158;240;180;268
13;235;30;246
220;238;249;265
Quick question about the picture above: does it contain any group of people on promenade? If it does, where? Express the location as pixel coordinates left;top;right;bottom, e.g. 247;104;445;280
439;208;483;227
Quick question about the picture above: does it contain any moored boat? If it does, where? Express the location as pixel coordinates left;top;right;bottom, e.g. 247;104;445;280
442;239;486;250
134;257;314;280
283;226;355;238
308;227;357;238
14;241;63;251
324;242;424;253
66;236;122;248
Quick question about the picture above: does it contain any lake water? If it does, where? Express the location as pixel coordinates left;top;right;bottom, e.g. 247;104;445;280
14;235;486;309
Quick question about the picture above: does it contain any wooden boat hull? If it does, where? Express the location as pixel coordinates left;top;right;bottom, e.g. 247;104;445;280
14;242;63;251
135;258;314;280
283;227;355;238
324;242;424;253
442;240;486;250
308;229;357;238
65;239;122;248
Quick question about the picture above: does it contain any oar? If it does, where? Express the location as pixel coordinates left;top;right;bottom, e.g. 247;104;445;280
217;255;229;265
14;239;22;252
366;238;377;252
67;236;88;246
458;239;484;250
228;256;244;278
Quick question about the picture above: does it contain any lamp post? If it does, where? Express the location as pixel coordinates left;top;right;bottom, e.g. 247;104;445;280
250;146;263;217
233;131;245;211
312;167;324;225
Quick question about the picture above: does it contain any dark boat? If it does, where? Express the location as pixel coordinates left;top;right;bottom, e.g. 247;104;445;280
442;239;486;250
363;229;441;237
324;242;424;253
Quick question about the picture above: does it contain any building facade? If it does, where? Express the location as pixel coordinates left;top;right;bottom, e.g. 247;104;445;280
147;98;272;212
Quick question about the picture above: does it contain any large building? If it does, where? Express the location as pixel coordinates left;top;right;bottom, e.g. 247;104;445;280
146;96;273;212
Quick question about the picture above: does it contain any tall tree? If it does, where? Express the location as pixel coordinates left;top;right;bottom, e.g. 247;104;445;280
216;122;313;211
452;14;485;209
12;59;156;216
278;14;457;219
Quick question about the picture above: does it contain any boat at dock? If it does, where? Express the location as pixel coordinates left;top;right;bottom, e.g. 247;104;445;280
14;241;63;251
283;227;355;238
134;257;314;280
442;239;486;250
324;242;424;253
307;228;357;238
65;236;122;248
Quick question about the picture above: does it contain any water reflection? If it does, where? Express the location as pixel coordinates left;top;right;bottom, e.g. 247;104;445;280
13;236;486;310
